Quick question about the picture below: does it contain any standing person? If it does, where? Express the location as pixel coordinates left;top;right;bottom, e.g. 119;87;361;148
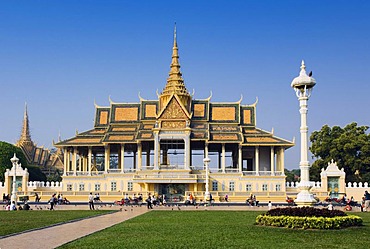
49;194;56;210
146;194;153;209
88;192;95;210
268;201;272;210
225;194;229;202
35;193;40;202
328;202;333;211
364;190;370;212
361;197;365;212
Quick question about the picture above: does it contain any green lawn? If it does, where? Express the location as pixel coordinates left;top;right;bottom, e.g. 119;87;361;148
0;210;111;236
60;211;370;249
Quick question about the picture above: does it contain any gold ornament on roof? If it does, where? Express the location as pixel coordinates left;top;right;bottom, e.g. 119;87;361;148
159;23;191;112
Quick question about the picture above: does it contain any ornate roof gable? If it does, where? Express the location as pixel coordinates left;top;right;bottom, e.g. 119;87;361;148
158;94;191;120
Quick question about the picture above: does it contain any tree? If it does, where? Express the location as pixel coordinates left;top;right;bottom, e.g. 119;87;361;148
285;168;301;182
0;141;29;182
309;122;370;183
0;141;47;182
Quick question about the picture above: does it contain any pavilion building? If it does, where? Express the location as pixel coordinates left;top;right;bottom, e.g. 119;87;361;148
55;28;294;202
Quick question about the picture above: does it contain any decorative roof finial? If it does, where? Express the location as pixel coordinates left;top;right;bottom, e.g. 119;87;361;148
174;22;177;47
301;60;306;70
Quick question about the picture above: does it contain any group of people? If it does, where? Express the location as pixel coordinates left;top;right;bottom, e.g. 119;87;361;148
326;191;370;212
2;193;10;204
145;194;170;209
88;193;104;210
115;193;144;206
48;193;70;210
184;193;196;206
246;194;259;206
4;200;31;211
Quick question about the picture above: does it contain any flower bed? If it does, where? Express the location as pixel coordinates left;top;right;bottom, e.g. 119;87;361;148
256;207;363;229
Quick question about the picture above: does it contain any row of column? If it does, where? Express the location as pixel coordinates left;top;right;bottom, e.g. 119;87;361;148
204;143;285;174
63;147;93;176
63;143;285;175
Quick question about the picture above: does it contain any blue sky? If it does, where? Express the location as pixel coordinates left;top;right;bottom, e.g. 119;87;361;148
0;1;369;170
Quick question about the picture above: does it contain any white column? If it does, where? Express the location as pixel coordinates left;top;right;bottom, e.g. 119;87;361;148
270;147;275;176
221;143;226;173
133;150;137;170
280;147;285;173
83;156;87;172
120;144;125;173
205;143;209;158
255;146;259;176
72;147;77;176
104;144;110;173
238;145;242;172
184;137;190;170
63;148;68;176
299;95;310;183
203;157;211;203
78;155;82;172
137;142;142;170
154;132;159;170
67;150;71;172
88;147;92;176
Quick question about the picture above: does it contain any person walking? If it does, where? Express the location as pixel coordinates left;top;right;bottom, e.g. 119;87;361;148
88;192;95;210
49;194;57;210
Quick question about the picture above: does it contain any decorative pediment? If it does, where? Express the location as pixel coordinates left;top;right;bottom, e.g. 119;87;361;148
158;95;190;120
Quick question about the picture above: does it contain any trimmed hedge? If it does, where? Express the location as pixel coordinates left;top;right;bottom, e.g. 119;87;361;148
266;207;347;218
256;214;363;229
256;207;363;229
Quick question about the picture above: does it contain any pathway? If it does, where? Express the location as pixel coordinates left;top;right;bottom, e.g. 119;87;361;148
0;206;148;249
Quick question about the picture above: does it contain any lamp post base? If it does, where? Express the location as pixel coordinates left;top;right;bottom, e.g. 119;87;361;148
204;191;210;205
294;183;316;207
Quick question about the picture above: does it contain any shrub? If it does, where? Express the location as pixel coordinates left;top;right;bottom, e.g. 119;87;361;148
256;207;363;229
266;207;347;218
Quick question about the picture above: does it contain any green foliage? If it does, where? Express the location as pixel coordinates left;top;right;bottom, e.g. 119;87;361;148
310;122;370;182
27;166;47;182
0;210;111;236
0;141;48;182
46;169;62;182
285;168;300;182
256;214;363;229
0;141;29;182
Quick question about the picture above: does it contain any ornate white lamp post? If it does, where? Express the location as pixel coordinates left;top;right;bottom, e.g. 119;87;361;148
291;60;317;206
10;153;20;204
203;157;211;203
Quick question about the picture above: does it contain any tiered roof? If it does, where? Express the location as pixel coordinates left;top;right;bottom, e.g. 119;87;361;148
56;27;293;149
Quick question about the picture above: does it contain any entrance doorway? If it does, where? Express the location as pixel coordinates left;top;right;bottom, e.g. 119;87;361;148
328;177;340;198
158;184;185;202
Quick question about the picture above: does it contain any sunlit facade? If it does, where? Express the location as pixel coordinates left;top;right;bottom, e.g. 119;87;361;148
55;28;294;202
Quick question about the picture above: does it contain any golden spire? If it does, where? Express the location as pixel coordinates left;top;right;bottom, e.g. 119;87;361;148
160;23;191;111
20;102;32;142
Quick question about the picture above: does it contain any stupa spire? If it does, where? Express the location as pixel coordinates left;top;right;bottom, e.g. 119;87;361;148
167;22;184;86
20;102;32;142
160;24;191;111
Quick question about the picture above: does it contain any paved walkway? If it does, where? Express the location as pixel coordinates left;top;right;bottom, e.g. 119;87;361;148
0;206;148;249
